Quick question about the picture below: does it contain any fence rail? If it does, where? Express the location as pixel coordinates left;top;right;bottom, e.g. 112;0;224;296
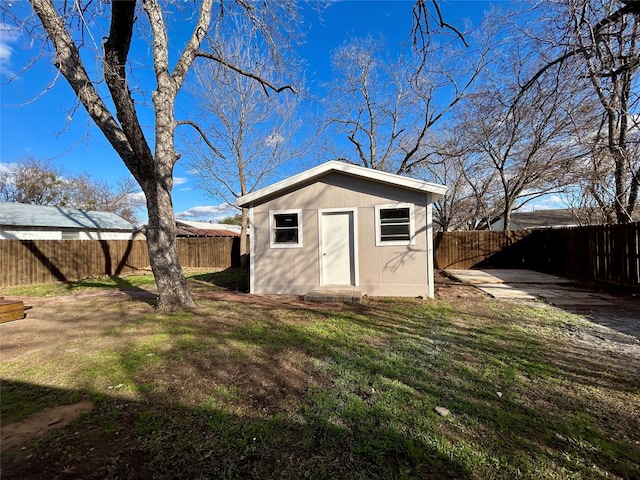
2;223;639;288
434;222;640;287
0;237;241;288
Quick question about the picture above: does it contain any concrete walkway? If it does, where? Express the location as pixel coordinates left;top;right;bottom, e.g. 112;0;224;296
304;289;362;304
444;269;615;306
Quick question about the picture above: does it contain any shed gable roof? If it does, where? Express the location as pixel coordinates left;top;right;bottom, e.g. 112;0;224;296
0;202;136;231
236;161;447;207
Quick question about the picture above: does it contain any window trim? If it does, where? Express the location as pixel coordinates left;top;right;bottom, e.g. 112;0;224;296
269;209;303;248
375;203;415;246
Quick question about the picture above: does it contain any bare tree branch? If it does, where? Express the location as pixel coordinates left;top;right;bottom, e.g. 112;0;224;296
176;119;226;159
411;0;469;52
195;51;297;95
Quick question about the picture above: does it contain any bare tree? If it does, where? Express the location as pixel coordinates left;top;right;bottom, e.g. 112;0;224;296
184;27;305;266
65;176;145;224
1;157;67;205
455;43;589;231
411;0;470;50
322;30;491;175
561;134;640;224
517;0;640;223
14;0;302;311
418;137;502;231
567;0;640;222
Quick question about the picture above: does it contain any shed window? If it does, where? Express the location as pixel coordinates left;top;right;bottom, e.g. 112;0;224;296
375;204;415;246
269;210;303;248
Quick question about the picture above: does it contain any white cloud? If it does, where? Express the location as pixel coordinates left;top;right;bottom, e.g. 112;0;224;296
173;176;188;186
176;203;237;221
0;23;20;78
128;191;147;203
519;194;565;212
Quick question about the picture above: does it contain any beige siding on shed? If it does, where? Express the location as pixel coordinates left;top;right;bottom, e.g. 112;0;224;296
251;173;431;297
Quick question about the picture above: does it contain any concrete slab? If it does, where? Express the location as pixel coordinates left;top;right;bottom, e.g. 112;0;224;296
304;289;362;304
446;269;573;285
520;285;617;301
444;269;614;306
546;298;615;306
476;284;538;300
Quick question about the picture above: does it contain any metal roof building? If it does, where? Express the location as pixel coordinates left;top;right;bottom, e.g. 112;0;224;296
0;202;138;240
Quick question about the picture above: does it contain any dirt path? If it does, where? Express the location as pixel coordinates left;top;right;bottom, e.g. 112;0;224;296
0;292;157;362
1;401;94;453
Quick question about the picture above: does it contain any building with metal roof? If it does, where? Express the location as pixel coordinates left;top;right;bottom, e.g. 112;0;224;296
0;202;139;240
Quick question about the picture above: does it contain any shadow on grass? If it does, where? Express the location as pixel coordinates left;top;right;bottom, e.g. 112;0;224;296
189;268;249;292
2;297;639;479
0;380;471;480
66;275;158;305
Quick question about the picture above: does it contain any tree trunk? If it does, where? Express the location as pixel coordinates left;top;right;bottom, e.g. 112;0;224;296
502;208;512;232
144;181;195;311
239;207;249;269
29;0;198;312
148;74;196;311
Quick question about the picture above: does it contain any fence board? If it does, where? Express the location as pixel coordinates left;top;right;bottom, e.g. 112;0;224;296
435;222;640;287
3;225;639;289
434;230;531;269
0;237;242;288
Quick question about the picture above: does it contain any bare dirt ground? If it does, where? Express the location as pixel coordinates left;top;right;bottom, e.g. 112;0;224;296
1;272;638;459
2;272;638;362
1;401;94;453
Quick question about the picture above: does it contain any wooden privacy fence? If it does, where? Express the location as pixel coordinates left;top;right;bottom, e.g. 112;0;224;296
0;237;242;288
523;223;640;286
433;230;532;270
434;222;640;287
3;224;639;288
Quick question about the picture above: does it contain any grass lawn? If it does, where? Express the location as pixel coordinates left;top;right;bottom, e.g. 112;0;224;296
1;273;639;479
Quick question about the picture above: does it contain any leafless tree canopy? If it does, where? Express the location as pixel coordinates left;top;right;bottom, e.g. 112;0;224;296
515;0;640;223
184;21;307;263
322;26;492;176
11;0;306;310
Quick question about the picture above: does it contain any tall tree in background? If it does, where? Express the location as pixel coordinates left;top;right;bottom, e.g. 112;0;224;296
14;0;302;311
566;0;640;222
1;157;144;223
417;136;502;231
1;158;67;206
458;59;587;230
185;27;304;266
323;28;492;175
519;0;640;223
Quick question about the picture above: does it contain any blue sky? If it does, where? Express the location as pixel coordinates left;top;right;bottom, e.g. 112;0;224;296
1;1;500;223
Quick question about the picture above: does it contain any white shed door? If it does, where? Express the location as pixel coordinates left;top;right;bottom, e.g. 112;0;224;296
321;211;355;285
